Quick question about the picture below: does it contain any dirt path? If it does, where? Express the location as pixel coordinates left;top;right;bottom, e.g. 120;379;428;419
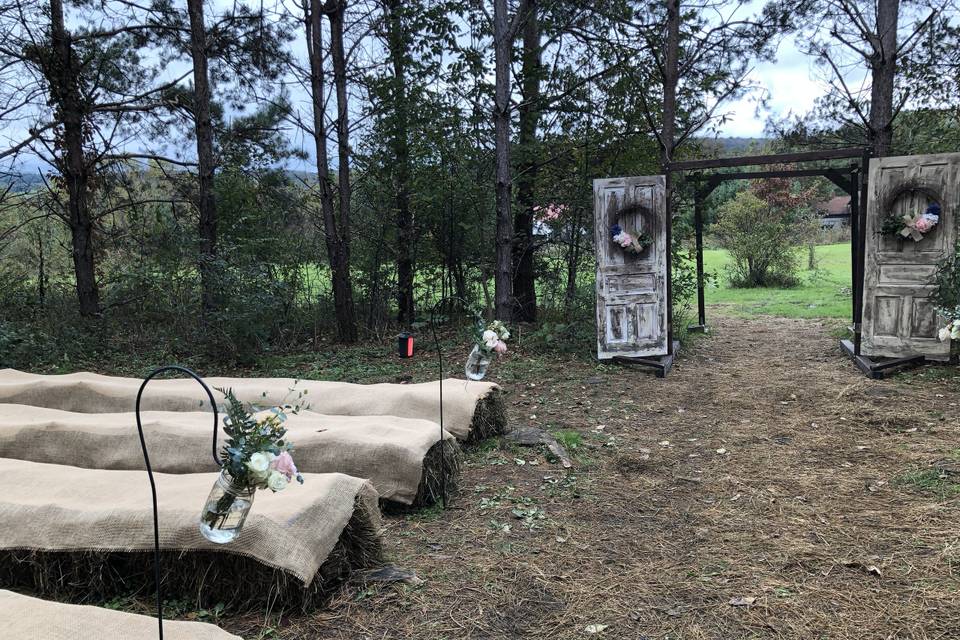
236;314;960;639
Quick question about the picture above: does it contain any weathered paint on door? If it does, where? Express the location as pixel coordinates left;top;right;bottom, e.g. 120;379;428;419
594;175;668;359
862;152;960;360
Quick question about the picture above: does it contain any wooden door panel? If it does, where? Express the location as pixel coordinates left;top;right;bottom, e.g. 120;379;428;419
594;175;667;359
861;153;960;359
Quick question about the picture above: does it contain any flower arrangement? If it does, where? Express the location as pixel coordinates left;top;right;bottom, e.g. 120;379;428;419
465;319;510;380
478;319;510;355
200;389;303;542
881;202;940;242
611;223;653;254
937;306;960;342
217;389;304;490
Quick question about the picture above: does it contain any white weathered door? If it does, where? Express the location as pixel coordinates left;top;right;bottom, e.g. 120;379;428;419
594;175;668;359
862;153;959;359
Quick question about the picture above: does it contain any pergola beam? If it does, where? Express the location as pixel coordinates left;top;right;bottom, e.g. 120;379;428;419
668;147;867;171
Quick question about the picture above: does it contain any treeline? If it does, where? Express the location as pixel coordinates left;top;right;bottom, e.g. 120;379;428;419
0;0;956;362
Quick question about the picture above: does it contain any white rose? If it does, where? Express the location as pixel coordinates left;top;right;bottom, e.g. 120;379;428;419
267;470;289;492
939;327;951;342
482;329;498;349
247;451;275;475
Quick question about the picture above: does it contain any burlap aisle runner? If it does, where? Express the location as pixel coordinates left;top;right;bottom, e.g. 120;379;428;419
0;405;454;505
0;589;239;640
0;369;500;440
0;458;380;584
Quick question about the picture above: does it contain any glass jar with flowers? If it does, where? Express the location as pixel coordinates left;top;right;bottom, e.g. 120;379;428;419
199;390;303;544
465;320;510;381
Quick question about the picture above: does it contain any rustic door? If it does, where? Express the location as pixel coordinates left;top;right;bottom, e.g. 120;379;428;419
594;175;668;359
861;152;960;359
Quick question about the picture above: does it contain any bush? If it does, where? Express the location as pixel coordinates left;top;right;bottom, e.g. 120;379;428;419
932;243;960;314
713;190;806;288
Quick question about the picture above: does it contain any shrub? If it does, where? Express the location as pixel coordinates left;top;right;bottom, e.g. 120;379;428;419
713;190;806;288
932;243;960;313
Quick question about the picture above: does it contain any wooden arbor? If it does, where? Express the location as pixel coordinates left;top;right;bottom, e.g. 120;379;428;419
599;147;955;378
668;147;958;379
669;147;868;338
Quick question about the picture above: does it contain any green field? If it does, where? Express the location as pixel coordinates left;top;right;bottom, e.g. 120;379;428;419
699;242;853;320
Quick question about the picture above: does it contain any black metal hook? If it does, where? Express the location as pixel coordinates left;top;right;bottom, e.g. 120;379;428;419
429;296;484;508
135;365;219;640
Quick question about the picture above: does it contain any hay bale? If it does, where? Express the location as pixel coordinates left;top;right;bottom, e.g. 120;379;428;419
0;460;383;612
0;405;461;508
0;370;505;442
466;387;507;442
0;589;240;639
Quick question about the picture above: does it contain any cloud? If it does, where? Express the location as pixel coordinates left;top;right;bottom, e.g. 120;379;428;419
718;35;825;138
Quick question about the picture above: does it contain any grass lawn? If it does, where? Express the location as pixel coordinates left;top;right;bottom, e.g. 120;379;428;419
699;242;853;320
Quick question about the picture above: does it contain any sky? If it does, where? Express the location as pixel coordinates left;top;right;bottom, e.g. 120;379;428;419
717;33;825;138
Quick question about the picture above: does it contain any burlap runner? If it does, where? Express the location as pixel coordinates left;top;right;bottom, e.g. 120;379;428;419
0;369;499;440
0;458;380;584
0;404;453;505
0;589;240;639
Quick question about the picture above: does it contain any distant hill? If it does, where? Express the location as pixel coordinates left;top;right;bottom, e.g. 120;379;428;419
1;170;48;192
699;137;772;156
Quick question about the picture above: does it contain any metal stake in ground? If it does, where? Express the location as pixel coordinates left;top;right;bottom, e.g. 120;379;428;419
135;365;219;640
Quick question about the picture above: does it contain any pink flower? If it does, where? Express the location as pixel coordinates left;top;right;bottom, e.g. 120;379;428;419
618;232;634;248
270;451;299;480
493;340;508;354
534;203;567;222
914;216;934;233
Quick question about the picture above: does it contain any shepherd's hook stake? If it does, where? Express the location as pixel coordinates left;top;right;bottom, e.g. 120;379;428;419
135;365;219;640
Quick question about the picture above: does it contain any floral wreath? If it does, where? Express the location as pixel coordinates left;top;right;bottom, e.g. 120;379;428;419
879;181;943;242
610;203;654;255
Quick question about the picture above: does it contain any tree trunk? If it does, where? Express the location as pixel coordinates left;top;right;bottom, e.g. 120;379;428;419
512;0;539;322
384;0;415;325
660;0;679;171
35;226;46;309
658;0;680;348
492;0;515;321
326;0;358;341
187;0;218;313
564;205;583;315
304;0;357;343
869;0;899;157
49;0;99;317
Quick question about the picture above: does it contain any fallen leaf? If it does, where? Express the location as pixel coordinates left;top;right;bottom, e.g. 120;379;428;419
584;624;608;634
729;596;755;607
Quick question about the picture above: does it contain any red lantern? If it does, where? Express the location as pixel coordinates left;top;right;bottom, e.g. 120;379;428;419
397;332;414;358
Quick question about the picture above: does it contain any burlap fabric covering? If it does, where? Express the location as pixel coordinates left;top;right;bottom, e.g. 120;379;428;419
0;369;502;441
0;589;240;639
0;404;457;505
0;458;380;584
